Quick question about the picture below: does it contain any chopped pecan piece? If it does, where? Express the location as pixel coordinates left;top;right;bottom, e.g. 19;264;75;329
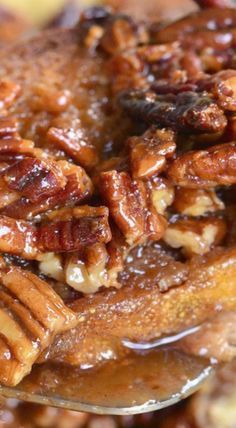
109;42;180;93
153;8;236;44
100;15;148;54
0;266;77;386
84;25;105;50
2;157;66;203
128;127;176;179
0;206;111;257
2;161;93;219
98;170;167;245
173;188;224;216
39;230;128;293
47;127;98;169
0;79;21;111
0;116;19;139
30;84;71;114
164;217;226;256
196;70;236;111
0;215;38;258
38;206;111;253
153;70;236;111
147;177;175;215
119;90;227;133
65;243;109;294
168;142;236;188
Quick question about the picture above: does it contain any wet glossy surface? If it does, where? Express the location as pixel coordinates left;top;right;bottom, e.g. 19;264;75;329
0;347;212;415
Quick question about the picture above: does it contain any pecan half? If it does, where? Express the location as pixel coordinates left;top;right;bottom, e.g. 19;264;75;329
168;142;236;187
119;90;227;133
109;42;180;93
164;217;226;256
0;215;38;259
98;170;167;245
0;266;77;386
152;70;236;111
39;206;111;253
0;206;111;257
30;84;71;114
128;127;176;179
100;14;148;54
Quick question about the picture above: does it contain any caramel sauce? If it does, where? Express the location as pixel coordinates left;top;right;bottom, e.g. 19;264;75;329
0;344;211;414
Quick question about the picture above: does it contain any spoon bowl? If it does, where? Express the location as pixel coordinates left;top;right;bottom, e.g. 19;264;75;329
0;348;212;415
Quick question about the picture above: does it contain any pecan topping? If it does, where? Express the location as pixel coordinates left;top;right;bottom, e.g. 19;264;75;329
164;217;226;256
197;70;236;111
100;15;148;54
153;8;236;44
0;266;77;386
39;206;111;253
0;206;111;257
3;157;66;202
119;90;227;133
173;188;224;216
109;42;180;93
0;216;38;259
2;161;93;219
128;127;176;179
152;70;236;111
30;84;71;114
0;80;21;111
65;243;109;294
98;170;167;245
168;142;236;187
47;127;98;169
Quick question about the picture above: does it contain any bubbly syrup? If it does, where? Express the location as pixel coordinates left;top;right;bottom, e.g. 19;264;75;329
0;335;212;414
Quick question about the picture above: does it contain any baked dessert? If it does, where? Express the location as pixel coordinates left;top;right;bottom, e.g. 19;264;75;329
0;0;235;388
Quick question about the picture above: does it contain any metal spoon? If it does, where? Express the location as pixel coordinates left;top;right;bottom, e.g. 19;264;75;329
0;347;212;415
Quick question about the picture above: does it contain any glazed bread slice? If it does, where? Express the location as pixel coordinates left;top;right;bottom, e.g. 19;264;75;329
41;246;236;367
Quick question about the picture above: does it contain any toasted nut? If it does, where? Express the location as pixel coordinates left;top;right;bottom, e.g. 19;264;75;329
65;243;109;294
0;266;77;386
0;80;21;110
98;170;167;245
47;127;98;169
38;252;64;282
168;143;236;188
173;188;224;216
128;127;176;179
164;217;226;256
120;90;227;134
148;177;175;216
